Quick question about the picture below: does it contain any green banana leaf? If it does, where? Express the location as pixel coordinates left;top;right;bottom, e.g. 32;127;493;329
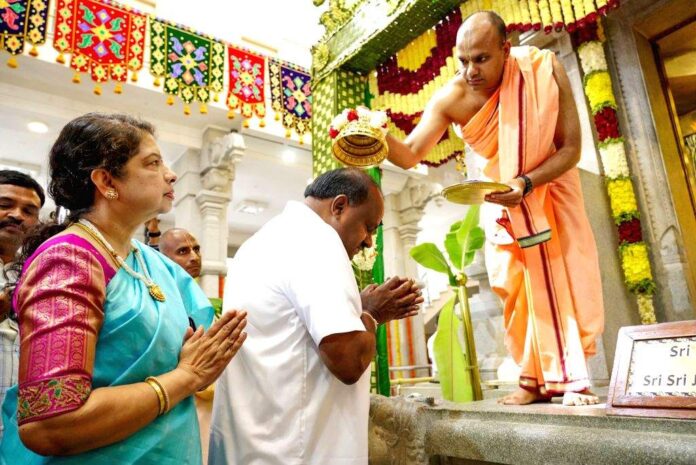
409;242;454;283
433;293;474;402
444;221;463;274
456;206;484;269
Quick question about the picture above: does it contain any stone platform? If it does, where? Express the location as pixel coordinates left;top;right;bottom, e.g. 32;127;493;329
368;392;696;465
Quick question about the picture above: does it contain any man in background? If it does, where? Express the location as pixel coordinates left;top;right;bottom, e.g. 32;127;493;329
0;170;44;438
159;228;202;279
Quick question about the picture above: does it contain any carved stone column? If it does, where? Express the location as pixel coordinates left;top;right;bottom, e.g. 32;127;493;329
382;176;439;378
173;127;245;297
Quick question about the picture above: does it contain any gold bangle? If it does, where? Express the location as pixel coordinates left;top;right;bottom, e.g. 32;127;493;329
148;376;170;414
145;378;165;415
146;376;170;415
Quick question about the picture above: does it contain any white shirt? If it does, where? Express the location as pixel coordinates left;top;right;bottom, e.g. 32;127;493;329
209;201;370;465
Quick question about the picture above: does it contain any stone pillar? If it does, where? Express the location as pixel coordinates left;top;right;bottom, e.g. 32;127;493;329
382;176;439;378
172;148;204;241
173;128;245;297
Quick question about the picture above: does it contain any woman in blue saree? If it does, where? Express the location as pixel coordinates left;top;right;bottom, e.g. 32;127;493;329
0;113;247;465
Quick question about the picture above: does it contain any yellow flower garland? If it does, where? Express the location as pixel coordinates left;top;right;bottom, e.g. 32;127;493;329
584;0;597;18
528;0;542;26
549;0;564;26
584;71;616;113
572;0;585;23
560;0;575;24
574;19;658;324
620;243;654;288
607;178;638;221
369;54;457;114
636;295;657;325
396;29;436;72
538;0;552;29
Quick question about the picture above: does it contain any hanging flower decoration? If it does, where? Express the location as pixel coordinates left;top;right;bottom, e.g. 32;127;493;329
618;218;642;244
370;8;464;166
598;139;629;178
619;243;656;294
367;1;621;167
594;107;620;141
607;178;638;222
572;20;656;324
584;71;616;113
577;41;607;73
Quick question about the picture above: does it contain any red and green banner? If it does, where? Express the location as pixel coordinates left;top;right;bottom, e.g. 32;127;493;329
226;45;266;126
53;0;145;94
0;0;50;68
149;17;224;115
269;58;312;143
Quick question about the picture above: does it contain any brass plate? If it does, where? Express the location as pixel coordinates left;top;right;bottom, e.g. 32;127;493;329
441;181;511;205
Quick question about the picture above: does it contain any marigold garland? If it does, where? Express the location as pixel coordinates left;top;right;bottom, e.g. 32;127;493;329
528;0;542;30
620;243;655;291
607;178;638;221
573;19;657;324
584;71;616;113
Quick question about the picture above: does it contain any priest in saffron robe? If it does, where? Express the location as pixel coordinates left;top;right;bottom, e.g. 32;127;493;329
386;11;604;405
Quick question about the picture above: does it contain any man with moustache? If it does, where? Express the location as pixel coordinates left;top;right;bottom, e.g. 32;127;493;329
0;170;44;438
385;11;604;406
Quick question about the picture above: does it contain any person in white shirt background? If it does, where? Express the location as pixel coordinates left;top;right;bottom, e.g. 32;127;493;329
210;167;423;465
0;170;44;440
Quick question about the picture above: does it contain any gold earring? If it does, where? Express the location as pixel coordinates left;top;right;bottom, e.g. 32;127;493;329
105;189;119;200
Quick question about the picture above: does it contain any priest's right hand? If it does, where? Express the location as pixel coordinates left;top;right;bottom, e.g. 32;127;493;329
177;310;247;391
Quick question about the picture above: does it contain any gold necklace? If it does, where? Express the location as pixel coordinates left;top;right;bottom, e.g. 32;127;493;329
75;219;167;302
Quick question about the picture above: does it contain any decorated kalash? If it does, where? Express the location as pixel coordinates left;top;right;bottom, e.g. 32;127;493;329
313;0;696;463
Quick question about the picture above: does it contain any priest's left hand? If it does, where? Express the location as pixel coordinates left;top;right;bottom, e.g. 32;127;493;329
484;177;525;208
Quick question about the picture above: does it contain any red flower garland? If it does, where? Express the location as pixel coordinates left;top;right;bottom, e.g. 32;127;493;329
594;107;620;142
618;218;643;244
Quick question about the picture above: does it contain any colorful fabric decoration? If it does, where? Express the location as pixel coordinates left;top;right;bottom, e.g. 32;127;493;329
0;0;49;68
572;20;657;324
226;45;265;126
53;0;145;94
269;58;312;143
149;17;224;115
